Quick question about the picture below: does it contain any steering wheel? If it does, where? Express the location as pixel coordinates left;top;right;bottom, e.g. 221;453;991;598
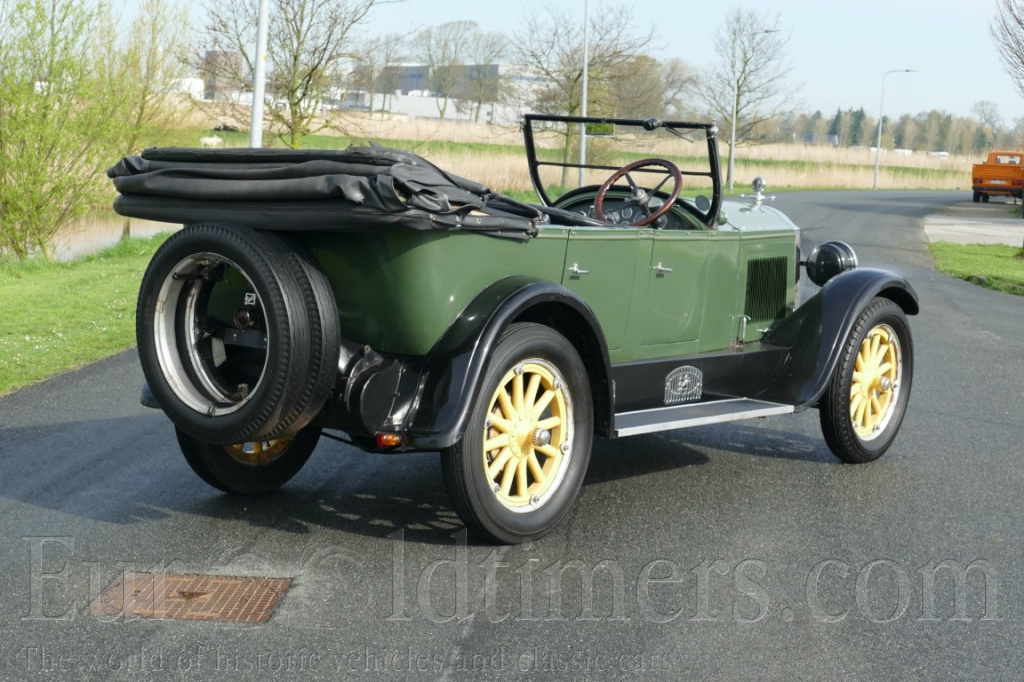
594;158;683;226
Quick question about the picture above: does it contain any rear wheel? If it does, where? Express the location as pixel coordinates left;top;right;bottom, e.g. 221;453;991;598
973;191;981;203
819;298;913;463
176;426;321;494
441;324;593;544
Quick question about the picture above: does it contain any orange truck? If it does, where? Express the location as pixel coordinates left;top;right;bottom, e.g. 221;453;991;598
972;151;1024;202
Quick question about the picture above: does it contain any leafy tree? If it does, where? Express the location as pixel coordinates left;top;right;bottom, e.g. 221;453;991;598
0;0;122;260
892;114;917;150
848;108;866;146
99;0;192;156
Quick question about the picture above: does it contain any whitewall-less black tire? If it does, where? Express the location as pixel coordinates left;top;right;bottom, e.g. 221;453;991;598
176;426;321;494
441;324;593;544
819;297;913;463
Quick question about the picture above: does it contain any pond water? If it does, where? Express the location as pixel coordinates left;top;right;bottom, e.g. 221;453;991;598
53;213;182;261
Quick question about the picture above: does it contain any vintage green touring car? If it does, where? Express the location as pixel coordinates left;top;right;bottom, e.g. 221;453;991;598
109;114;918;544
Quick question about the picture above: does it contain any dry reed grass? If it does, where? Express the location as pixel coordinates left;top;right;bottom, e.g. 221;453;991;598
198;110;975;192
340;114;973;191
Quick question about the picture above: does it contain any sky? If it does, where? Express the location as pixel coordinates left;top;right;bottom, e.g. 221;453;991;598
356;0;1021;124
166;0;1024;124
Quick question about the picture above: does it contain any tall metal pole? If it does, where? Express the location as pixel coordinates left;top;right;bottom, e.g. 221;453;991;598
249;0;270;148
578;0;589;188
873;69;915;190
728;72;738;191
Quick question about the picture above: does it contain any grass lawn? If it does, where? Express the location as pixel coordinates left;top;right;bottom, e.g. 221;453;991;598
0;234;171;396
929;241;1024;295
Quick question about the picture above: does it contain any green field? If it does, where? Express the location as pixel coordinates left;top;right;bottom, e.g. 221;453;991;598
929;241;1024;295
0;234;170;395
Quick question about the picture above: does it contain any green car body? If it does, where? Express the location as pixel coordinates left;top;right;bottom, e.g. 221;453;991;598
292;203;798;361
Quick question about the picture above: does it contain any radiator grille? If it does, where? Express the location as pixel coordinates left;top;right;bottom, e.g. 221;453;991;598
744;256;788;322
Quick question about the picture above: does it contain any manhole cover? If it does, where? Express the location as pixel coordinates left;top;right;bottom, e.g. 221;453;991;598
88;572;291;623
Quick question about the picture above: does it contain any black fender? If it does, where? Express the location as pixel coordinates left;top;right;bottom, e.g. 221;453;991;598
403;276;612;450
760;268;918;409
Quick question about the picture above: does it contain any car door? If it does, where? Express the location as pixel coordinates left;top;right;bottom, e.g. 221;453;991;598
560;225;649;354
637;227;711;355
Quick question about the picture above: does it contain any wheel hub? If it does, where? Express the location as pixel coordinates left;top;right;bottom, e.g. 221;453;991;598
225;437;290;466
508;418;535;460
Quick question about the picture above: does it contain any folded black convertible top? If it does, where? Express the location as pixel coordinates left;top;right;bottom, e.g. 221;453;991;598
107;145;547;240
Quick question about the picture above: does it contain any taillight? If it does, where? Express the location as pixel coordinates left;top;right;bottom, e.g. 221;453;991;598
376;432;402;449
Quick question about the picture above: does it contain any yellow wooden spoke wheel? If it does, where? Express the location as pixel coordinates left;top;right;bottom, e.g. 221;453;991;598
441;323;593;544
849;324;902;440
482;359;573;511
820;298;913;464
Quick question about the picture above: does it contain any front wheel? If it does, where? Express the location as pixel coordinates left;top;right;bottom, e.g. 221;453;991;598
177;426;321;494
819;298;913;463
441;324;593;544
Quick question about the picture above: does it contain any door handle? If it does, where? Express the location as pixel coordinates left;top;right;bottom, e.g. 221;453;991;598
654;262;673;275
568;263;589;277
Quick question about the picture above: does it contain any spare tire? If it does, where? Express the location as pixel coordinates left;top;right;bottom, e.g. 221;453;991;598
136;223;337;444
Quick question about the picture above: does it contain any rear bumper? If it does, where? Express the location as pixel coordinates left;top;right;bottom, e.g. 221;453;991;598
973;185;1022;196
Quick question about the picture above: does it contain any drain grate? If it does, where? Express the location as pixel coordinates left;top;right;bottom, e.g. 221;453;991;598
88;572;291;623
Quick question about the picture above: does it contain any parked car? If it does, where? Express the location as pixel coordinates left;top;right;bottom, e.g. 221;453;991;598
108;114;918;544
971;150;1024;202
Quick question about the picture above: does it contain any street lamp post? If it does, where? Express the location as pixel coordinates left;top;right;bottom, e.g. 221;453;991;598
873;69;915;190
249;0;270;148
727;28;778;192
578;0;589;188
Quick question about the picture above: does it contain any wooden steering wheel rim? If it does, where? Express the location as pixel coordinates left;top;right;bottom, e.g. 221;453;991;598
593;158;683;226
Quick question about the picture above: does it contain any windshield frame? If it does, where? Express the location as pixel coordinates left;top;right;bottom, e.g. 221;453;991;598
521;113;722;229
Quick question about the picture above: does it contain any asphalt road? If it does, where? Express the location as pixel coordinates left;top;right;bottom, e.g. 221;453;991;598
1;190;1023;681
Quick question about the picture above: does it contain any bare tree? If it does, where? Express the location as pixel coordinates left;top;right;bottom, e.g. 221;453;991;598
1008;115;1024;148
510;3;655;184
661;58;699;118
456;29;509;123
411;21;477;120
350;32;407;116
701;8;797;188
201;0;387;148
992;0;1024;99
972;100;1002;131
609;55;696;119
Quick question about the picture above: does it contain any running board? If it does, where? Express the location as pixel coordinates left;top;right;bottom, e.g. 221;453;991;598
613;399;795;437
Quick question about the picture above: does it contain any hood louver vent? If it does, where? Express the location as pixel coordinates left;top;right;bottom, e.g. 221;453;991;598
745;256;788;323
